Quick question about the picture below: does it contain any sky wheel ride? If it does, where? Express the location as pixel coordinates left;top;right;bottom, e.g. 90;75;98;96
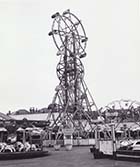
47;9;98;139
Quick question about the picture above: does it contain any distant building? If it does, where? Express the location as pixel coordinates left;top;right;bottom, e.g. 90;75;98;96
10;113;49;121
7;109;60;127
0;112;13;120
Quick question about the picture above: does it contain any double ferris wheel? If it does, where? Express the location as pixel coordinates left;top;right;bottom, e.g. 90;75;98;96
47;9;98;134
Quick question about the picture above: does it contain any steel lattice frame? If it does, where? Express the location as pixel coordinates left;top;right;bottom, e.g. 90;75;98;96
47;10;98;136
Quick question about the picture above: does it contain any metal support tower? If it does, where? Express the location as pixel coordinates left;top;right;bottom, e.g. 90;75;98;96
47;10;98;135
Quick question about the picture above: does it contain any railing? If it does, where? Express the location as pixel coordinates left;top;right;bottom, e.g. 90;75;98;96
42;139;95;147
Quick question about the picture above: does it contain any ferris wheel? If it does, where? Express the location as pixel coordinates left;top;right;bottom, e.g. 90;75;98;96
101;99;140;123
47;10;98;134
48;9;88;58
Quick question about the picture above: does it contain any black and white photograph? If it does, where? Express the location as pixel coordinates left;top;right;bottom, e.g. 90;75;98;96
0;0;140;166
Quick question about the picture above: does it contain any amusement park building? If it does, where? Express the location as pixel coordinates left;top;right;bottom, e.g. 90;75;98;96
9;113;50;121
7;108;51;122
0;112;13;120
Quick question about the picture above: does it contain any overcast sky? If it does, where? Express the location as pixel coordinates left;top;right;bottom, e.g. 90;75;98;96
0;0;140;113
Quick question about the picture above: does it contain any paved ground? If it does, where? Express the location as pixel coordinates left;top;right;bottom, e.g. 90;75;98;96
0;147;140;167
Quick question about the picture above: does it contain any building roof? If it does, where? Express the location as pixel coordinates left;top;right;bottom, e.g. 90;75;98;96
9;113;59;121
0;112;13;120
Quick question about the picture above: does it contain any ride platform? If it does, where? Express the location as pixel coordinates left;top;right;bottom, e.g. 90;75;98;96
116;149;140;158
0;150;49;160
